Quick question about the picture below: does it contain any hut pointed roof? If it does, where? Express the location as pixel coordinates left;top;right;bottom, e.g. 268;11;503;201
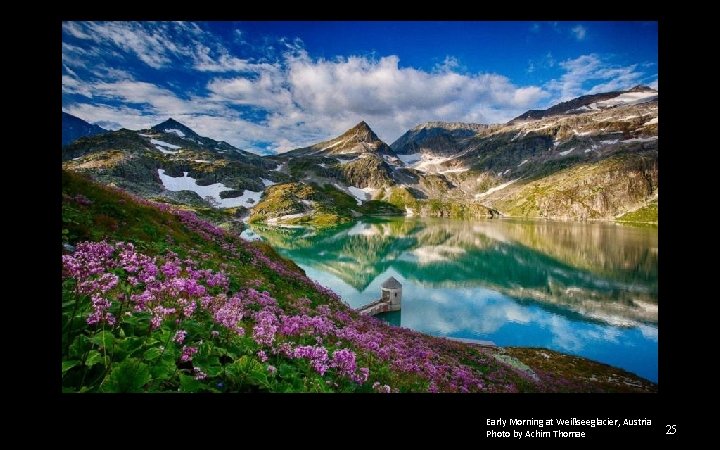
381;276;402;289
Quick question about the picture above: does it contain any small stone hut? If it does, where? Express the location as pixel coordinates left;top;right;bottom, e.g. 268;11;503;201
381;276;402;308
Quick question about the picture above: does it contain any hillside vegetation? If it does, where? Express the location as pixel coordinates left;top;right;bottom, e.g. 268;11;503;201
61;170;656;393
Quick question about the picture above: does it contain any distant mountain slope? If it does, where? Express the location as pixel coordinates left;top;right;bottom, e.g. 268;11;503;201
391;121;490;156
286;121;394;157
62;119;285;213
62;112;106;146
150;118;257;158
511;85;657;122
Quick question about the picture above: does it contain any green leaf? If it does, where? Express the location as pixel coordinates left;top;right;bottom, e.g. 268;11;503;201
226;356;269;388
68;335;91;359
143;347;163;361
90;330;114;349
179;374;204;392
62;360;81;375
115;336;144;359
248;369;269;388
101;358;151;393
277;363;296;379
150;355;177;381
85;350;103;369
205;364;223;377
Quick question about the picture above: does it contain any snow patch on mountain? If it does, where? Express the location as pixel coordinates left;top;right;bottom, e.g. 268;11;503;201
165;129;185;137
323;139;346;150
267;213;306;224
644;117;658;125
158;169;262;208
337;158;357;166
594;91;657;108
347;185;377;205
624;136;658;143
438;167;469;174
397;153;422;164
474;178;519;199
150;139;180;149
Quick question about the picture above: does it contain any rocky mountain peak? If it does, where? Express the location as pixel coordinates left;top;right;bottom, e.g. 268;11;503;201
413;121;489;132
337;121;383;145
286;120;391;156
151;118;199;140
628;85;656;93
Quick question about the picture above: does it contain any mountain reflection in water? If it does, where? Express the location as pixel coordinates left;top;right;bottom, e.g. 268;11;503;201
244;217;658;382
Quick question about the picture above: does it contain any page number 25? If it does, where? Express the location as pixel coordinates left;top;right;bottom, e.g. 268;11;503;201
666;425;677;435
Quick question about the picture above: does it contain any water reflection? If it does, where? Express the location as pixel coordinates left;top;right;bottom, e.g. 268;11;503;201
246;217;658;381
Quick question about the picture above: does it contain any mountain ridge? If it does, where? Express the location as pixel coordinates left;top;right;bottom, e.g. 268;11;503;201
62;112;107;146
61;86;658;224
511;85;657;123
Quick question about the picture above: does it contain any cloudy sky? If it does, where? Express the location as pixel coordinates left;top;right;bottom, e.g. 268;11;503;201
62;21;657;154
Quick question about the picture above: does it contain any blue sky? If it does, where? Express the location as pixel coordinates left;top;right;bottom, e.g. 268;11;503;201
62;21;657;154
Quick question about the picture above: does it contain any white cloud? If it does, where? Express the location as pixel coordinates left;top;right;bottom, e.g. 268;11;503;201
63;23;653;155
546;54;647;102
63;22;551;153
63;22;181;69
153;50;550;152
571;25;587;41
192;44;253;72
62;21;253;73
63;49;551;153
63;103;156;130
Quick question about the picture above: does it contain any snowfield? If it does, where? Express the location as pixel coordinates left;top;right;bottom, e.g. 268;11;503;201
397;153;422;165
164;129;185;137
267;213;306;224
594;91;658;108
347;185;377;205
474;178;519;199
337;158;357;166
322;139;345;150
146;138;181;154
398;153;453;173
157;169;262;208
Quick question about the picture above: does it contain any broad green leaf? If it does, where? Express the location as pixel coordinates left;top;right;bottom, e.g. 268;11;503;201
150;355;176;381
143;347;163;361
179;374;204;392
85;350;103;369
101;358;151;393
62;360;80;375
205;364;223;377
90;331;114;348
68;335;91;359
115;336;144;358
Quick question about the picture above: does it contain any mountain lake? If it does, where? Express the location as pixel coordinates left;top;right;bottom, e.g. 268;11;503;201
242;217;658;382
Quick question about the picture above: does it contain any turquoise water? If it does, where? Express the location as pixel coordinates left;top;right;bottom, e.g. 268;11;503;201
244;217;658;382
